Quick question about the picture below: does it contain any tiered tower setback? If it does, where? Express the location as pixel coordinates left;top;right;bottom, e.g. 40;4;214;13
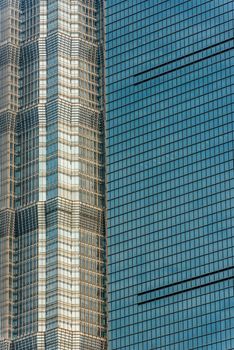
0;0;106;349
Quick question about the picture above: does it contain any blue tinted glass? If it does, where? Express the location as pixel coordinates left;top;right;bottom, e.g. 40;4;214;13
106;0;234;349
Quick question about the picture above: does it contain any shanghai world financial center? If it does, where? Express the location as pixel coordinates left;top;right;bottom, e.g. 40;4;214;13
0;0;233;350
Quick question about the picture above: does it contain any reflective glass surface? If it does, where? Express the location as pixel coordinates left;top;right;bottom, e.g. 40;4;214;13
106;1;234;349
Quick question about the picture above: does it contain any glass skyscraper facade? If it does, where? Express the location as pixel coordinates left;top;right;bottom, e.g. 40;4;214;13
0;0;106;349
106;1;233;350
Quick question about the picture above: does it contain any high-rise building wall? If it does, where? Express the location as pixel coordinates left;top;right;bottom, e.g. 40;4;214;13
106;1;233;349
0;0;19;347
0;0;106;349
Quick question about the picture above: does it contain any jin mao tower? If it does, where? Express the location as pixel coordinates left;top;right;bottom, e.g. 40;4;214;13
0;0;106;349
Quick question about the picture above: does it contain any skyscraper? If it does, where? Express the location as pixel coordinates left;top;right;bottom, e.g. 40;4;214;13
106;1;233;349
0;0;106;349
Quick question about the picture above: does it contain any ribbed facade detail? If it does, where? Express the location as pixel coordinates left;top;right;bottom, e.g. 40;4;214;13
0;0;106;348
0;0;19;347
